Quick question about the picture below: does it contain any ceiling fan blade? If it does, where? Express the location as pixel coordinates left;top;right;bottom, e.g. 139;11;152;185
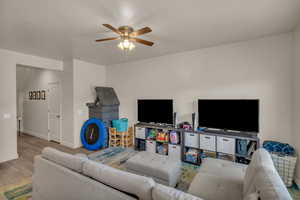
131;38;154;46
102;24;121;35
95;37;119;42
130;27;152;37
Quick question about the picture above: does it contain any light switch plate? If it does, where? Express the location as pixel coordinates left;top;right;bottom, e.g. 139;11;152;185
3;113;11;119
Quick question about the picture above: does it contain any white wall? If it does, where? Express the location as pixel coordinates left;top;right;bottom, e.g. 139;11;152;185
292;24;300;186
107;33;293;144
0;49;62;163
61;60;75;148
0;50;18;163
16;66;61;140
73;59;106;148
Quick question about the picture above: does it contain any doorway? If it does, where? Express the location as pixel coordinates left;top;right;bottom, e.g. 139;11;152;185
16;65;62;143
48;82;62;143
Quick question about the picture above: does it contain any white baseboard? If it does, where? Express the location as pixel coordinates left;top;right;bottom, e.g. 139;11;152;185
23;129;49;140
61;141;76;149
23;130;80;149
73;144;82;149
0;153;18;163
73;140;82;149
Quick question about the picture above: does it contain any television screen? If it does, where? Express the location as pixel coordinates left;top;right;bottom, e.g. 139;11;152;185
198;99;259;132
138;99;173;124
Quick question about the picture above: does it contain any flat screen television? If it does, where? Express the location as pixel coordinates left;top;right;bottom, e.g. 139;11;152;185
198;99;259;132
138;99;173;125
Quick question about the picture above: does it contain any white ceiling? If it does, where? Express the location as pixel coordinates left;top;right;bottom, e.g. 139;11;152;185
0;0;300;65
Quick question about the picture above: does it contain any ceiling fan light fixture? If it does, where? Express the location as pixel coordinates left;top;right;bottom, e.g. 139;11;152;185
118;39;135;51
96;24;153;50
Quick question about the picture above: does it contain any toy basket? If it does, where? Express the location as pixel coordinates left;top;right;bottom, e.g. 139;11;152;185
270;153;297;187
112;118;128;132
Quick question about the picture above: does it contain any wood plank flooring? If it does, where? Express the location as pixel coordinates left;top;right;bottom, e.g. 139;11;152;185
0;133;91;187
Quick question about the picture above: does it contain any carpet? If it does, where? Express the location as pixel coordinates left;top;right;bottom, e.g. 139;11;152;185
0;179;32;200
88;147;139;170
1;147;300;199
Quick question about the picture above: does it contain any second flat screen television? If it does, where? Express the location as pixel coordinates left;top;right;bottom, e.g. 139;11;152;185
138;99;173;125
198;99;259;132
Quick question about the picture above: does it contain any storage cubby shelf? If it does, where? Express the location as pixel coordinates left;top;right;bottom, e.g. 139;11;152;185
134;123;260;165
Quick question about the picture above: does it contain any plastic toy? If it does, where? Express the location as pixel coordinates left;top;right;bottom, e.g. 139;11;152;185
169;131;179;144
157;144;168;155
185;149;198;163
147;129;157;140
178;122;192;130
156;132;168;143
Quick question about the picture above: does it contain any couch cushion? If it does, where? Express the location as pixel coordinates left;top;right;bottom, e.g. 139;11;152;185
243;148;276;196
199;157;246;183
41;147;86;173
253;167;292;200
152;184;203;200
125;151;181;187
83;160;155;200
188;172;243;200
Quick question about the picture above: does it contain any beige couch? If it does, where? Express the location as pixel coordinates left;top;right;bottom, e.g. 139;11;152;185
33;147;201;200
32;148;292;200
188;149;292;200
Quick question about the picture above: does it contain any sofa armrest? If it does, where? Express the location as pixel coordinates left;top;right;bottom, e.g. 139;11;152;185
188;172;243;200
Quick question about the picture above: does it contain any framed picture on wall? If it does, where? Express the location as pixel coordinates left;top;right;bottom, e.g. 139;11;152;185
37;91;41;100
32;91;36;100
41;90;46;100
29;91;33;100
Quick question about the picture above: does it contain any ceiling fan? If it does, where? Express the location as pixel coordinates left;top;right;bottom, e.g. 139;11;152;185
95;24;154;51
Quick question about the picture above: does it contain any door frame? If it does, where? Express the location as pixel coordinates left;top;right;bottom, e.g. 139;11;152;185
47;81;62;143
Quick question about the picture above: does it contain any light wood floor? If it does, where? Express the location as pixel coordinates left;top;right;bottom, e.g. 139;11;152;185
0;133;91;187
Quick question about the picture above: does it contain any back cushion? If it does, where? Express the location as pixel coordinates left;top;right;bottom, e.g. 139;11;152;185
243;148;275;196
254;167;292;200
42;147;86;173
83;160;155;200
152;184;203;200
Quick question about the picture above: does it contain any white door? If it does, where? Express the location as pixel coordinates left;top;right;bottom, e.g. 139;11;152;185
48;82;61;142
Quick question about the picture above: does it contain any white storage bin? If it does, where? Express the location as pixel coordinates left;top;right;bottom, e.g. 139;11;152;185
135;127;146;139
200;134;216;151
146;140;156;153
217;136;235;155
270;153;297;187
168;144;181;160
184;132;200;148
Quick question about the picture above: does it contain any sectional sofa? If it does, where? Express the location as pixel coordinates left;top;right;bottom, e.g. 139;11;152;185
32;147;292;200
